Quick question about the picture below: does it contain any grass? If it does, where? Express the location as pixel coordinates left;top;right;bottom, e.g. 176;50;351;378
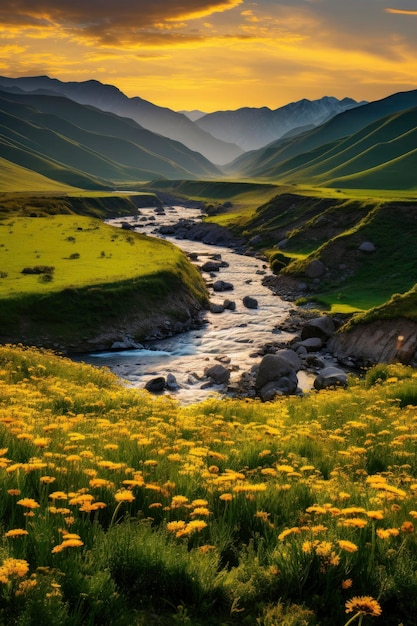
0;345;417;624
0;215;208;348
0;215;184;296
0;158;80;193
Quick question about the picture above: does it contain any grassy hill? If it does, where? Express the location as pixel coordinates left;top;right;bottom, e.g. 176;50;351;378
0;214;208;351
0;344;417;625
229;90;417;188
0;90;221;188
0;157;80;193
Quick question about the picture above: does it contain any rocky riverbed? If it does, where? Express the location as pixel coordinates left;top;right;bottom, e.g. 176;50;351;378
77;203;349;404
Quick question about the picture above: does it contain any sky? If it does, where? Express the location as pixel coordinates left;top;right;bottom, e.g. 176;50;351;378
1;0;416;112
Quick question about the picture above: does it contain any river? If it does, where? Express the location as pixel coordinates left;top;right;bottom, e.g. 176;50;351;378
82;204;313;404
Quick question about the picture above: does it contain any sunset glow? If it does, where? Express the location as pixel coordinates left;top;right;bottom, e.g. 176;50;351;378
0;0;416;110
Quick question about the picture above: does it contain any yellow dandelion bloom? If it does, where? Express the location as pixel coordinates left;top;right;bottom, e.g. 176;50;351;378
17;498;40;509
7;489;21;496
5;528;29;538
51;538;84;553
367;510;384;520
342;578;353;589
49;491;68;501
167;521;186;533
184;520;207;533
345;596;382;617
191;499;208;507
276;464;294;473
40;476;56;484
171;495;189;507
2;558;30;577
401;521;415;533
191;507;210;517
341;507;366;516
338;540;358;553
278;527;301;541
219;493;233;501
114;490;135;503
339;518;368;529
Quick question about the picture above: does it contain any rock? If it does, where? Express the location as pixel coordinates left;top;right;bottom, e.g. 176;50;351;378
304;355;326;369
255;354;298;399
297;337;323;352
305;260;326;279
301;316;335;341
313;367;348;390
258;377;298;401
210;303;225;314
166;373;178;390
243;295;258;309
111;338;143;350
359;241;376;253
223;299;236;311
274;349;302;371
145;377;166;393
277;239;288;249
205;364;230;385
201;261;222;272
213;280;234;292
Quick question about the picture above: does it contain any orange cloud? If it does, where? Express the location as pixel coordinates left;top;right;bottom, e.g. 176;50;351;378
385;8;417;15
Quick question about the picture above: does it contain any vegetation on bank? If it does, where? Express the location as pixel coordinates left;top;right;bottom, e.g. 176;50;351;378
0;345;417;624
0;213;208;349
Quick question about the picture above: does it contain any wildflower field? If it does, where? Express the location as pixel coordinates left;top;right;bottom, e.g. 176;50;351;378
1;345;417;625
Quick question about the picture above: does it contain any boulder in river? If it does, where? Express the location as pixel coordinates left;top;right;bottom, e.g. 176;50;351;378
243;295;258;309
205;364;230;385
145;377;166;393
301;316;335;341
313;367;348;390
255;354;298;401
201;260;222;272
213;280;234;292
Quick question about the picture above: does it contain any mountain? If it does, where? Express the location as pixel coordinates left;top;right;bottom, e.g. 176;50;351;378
195;97;366;151
228;88;417;186
179;110;207;121
0;89;222;188
0;76;243;165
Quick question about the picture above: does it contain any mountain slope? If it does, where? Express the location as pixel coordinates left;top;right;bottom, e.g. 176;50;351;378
0;75;243;165
229;88;417;180
0;90;222;187
0;156;80;192
245;105;417;189
195;97;365;151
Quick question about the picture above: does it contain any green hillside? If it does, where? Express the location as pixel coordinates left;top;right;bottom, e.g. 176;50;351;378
254;107;417;190
0;157;80;192
229;90;417;187
0;90;221;188
0;214;208;350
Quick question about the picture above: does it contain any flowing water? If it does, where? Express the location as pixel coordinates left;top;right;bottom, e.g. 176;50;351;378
82;205;310;403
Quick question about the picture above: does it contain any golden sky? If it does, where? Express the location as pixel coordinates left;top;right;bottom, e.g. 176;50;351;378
1;0;416;111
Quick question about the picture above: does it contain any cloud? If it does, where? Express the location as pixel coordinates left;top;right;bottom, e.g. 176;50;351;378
0;0;244;46
386;8;417;15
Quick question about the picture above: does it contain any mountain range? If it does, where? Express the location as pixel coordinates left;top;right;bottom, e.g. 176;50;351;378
1;74;417;191
194;97;366;151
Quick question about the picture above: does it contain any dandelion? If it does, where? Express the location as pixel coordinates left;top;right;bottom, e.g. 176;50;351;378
171;495;189;508
366;510;384;520
51;538;84;553
7;489;21;496
339;518;368;529
342;579;353;589
401;521;414;533
338;540;358;553
344;595;382;624
114;490;135;503
4;528;29;538
17;498;40;509
167;521;186;533
278;527;301;541
376;528;399;539
219;493;233;501
40;476;56;484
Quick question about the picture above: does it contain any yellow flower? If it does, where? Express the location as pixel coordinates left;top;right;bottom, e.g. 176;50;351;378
401;521;414;534
167;521;186;533
2;558;30;577
219;493;233;501
366;510;384;520
338;540;358;553
40;476;56;484
171;495;189;508
17;498;40;509
339;518;368;529
342;578;353;589
345;595;382;617
49;491;68;501
376;528;399;539
278;527;301;541
51;539;84;553
114;490;135;503
5;528;29;538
